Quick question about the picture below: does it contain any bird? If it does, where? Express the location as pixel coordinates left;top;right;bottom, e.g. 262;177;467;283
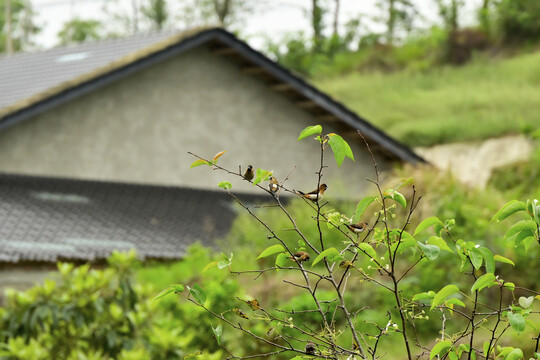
290;251;310;262
243;165;254;181
346;221;369;234
339;260;354;269
268;176;279;193
296;184;328;202
305;342;317;355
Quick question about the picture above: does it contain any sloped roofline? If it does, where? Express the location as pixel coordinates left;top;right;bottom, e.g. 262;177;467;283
0;27;425;163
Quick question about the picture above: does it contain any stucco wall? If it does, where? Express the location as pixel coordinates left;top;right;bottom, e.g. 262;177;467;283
0;266;58;305
0;46;389;197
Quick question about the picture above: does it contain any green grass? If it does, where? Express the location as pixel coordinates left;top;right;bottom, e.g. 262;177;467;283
316;51;540;147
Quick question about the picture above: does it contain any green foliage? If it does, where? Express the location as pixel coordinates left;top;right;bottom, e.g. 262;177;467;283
490;146;540;198
326;133;354;167
257;244;285;259
431;284;459;310
317;52;540;146
497;0;540;43
0;250;221;359
57;18;102;45
141;0;168;30
0;0;40;52
353;196;377;222
297;125;322;141
311;248;342;267
217;181;232;190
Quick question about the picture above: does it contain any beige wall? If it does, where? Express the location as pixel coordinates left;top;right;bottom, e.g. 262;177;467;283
0;46;390;197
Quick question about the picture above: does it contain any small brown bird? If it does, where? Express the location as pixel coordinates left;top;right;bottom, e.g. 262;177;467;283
290;251;310;262
305;342;317;355
243;165;254;181
268;176;279;193
297;184;328;202
346;221;369;234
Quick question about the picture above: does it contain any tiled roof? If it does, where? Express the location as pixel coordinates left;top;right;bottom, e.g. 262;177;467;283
0;27;425;164
0;174;267;263
0;30;178;111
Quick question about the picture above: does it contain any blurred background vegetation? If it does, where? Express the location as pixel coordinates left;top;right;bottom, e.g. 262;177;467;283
1;0;540;359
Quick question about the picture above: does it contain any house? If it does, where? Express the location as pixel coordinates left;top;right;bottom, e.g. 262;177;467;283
0;27;424;274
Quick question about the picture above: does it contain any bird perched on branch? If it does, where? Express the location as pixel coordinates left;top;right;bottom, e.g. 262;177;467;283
290;251;310;262
296;184;328;202
243;165;254;181
346;221;369;234
305;342;317;355
268;176;279;193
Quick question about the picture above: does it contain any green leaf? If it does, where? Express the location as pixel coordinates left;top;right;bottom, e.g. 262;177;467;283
491;200;527;222
395;177;414;190
503;282;515;291
417;242;440;260
446;298;465;308
471;273;496;293
483;341;492;357
275;253;289;268
353;196;377;222
507;312;526;334
505;220;537;239
415;217;444;235
212;324;223;345
253;168;273;186
498;347;514;358
289;357;304;360
357;243;377;259
392;231;417;254
383;189;407;208
257;245;285;259
469;248;484;270
527;199;540;224
494;255;515;266
514;230;535;246
430;340;452;359
518;296;534;309
413;291;435;301
448;352;459;360
189;284;206;305
217;253;233;269
190;159;210;168
202;262;218;272
152;284;184;303
427;236;453;253
327;133;354;167
505;348;524;360
431;285;460;310
218;181;232;190
326;211;342;229
312;248;343;267
298;125;322;140
478;247;495;273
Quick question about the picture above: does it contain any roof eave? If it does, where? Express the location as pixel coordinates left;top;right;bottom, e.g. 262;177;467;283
0;28;426;164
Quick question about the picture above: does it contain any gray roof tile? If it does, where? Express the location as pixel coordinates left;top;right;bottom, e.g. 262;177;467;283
0;30;177;110
0;174;268;263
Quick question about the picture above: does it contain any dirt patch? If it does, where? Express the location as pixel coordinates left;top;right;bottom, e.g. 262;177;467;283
414;135;534;188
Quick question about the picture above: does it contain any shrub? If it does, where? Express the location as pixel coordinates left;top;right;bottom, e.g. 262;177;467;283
497;0;540;43
0;250;221;359
155;126;540;359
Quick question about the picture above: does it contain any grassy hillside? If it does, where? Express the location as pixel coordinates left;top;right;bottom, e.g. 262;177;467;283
316;51;540;147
